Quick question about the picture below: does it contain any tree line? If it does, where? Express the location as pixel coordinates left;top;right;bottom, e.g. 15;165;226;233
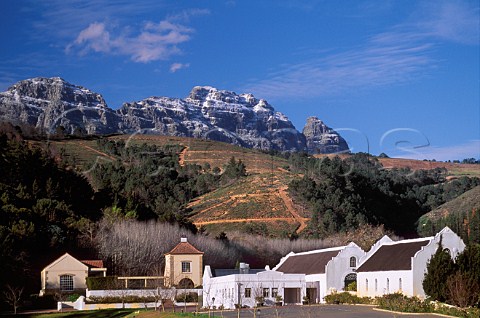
284;152;479;238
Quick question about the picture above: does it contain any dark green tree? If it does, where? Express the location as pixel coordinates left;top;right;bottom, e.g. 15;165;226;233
423;239;457;302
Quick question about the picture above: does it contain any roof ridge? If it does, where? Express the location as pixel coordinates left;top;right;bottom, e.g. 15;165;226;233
166;241;204;254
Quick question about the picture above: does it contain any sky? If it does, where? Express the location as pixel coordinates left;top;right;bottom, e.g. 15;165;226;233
1;0;479;161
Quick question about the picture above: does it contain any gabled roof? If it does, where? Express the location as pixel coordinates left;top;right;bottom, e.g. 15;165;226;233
42;253;88;271
357;239;430;272
276;248;342;275
81;260;105;268
166;241;204;255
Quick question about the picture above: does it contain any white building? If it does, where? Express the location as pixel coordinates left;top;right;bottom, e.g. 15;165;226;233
202;263;306;309
356;227;465;299
272;242;365;303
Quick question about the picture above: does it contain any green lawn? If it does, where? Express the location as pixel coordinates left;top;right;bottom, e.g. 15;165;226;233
20;308;140;318
21;309;209;318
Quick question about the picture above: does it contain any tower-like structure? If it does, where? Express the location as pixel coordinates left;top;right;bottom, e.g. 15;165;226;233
164;237;204;288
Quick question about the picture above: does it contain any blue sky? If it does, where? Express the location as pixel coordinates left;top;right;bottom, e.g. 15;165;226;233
1;0;479;160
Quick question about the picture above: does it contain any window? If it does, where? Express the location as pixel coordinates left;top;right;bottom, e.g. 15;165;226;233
375;279;378;292
399;278;402;291
245;288;251;298
263;288;270;298
349;256;356;267
366;279;368;292
60;275;74;291
181;261;191;273
272;288;278;297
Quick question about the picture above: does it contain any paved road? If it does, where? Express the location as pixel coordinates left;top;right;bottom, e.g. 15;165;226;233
209;304;442;318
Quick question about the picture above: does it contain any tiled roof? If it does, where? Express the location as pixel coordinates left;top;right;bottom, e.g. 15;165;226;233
357;239;430;272
276;250;340;274
166;242;204;255
81;260;104;268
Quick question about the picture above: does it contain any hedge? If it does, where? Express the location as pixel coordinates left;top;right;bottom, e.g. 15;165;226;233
175;292;199;302
86;276;119;290
324;292;371;304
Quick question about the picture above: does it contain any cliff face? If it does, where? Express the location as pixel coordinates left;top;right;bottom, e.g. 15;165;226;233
303;116;349;154
0;77;349;153
117;86;306;152
0;77;119;134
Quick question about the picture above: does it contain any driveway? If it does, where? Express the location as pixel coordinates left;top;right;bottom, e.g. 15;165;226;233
210;304;441;318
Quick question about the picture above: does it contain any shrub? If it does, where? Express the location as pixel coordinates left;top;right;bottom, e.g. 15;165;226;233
324;292;371;304
67;294;81;302
345;281;357;291
434;305;480;318
86;276;119;290
86;295;156;304
376;293;433;313
175;292;199;302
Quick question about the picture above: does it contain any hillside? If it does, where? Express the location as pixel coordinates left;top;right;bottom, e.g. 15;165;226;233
43;135;307;237
417;186;480;243
43;135;480;238
315;154;480;178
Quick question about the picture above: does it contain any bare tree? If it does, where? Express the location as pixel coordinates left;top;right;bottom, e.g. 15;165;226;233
3;285;23;315
447;272;480;308
53;290;66;312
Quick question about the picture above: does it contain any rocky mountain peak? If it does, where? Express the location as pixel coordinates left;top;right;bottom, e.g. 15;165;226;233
0;77;349;154
303;116;349;154
7;77;108;109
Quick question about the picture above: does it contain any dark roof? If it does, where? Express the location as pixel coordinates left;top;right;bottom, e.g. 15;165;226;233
211;268;265;277
276;250;340;275
357;239;430;272
81;260;104;268
166;241;204;255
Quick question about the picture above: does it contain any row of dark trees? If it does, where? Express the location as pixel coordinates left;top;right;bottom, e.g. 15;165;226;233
285;152;479;238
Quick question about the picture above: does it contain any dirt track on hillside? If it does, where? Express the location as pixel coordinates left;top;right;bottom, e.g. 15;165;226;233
80;142;117;161
193;217;309;226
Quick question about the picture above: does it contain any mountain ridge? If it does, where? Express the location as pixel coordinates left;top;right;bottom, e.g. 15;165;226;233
0;77;349;154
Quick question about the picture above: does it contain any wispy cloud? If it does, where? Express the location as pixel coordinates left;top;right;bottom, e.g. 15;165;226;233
65;9;209;63
26;1;209;63
243;0;478;100
395;140;480;161
66;19;193;62
170;62;190;73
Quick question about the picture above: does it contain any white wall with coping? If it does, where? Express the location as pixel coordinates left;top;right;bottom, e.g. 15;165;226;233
86;288;202;298
66;296;159;310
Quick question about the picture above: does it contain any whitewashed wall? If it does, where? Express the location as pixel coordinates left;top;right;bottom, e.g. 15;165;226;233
203;268;305;309
412;227;465;298
357;270;411;297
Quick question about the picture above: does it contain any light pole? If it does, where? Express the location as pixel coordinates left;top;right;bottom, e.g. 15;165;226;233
212;297;215;318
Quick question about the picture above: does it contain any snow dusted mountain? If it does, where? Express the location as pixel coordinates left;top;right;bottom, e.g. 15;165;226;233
118;86;306;151
0;77;118;134
0;77;349;153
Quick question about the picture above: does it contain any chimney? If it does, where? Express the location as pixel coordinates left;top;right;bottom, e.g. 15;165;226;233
181;237;187;243
239;262;249;274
